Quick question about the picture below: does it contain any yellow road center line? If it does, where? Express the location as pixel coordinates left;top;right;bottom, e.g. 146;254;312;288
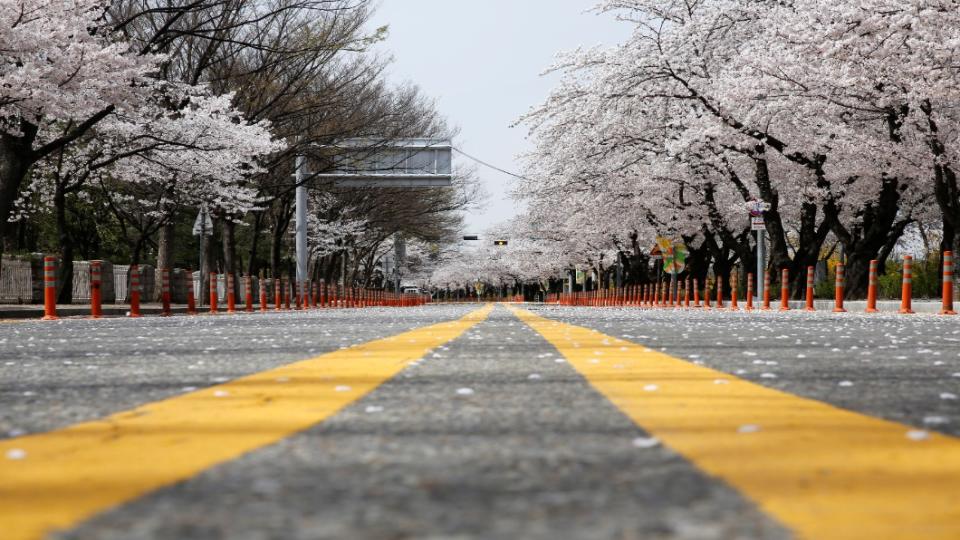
0;304;493;540
510;306;960;539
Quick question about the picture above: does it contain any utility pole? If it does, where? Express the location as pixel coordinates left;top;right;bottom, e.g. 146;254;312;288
295;153;308;301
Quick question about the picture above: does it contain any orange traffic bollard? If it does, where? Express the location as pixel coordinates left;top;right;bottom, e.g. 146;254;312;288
283;277;291;310
161;268;172;317
716;278;724;309
866;260;879;313
704;279;712;309
42;256;58;320
260;277;269;313
226;273;236;313
684;278;691;308
209;272;219;314
900;256;914;314
694;278;701;307
730;272;739;311
762;270;771;310
942;251;956;315
745;272;754;311
129;265;142;318
805;266;815;311
186;269;197;315
779;268;790;311
90;260;103;319
245;275;254;313
834;263;847;313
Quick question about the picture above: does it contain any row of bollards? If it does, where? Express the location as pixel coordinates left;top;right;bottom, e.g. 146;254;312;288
547;253;958;315
38;257;429;320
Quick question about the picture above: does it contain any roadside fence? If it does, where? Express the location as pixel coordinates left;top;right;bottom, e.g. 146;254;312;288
546;255;958;316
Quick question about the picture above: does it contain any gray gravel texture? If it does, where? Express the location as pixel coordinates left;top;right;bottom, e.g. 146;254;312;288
528;305;960;438
54;306;786;540
0;305;478;438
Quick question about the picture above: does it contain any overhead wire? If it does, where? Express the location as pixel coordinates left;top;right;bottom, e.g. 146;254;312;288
452;146;534;182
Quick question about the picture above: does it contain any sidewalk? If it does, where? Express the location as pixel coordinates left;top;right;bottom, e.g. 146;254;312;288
0;304;198;319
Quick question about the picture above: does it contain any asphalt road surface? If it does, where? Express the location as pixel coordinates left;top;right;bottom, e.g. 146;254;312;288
2;303;959;539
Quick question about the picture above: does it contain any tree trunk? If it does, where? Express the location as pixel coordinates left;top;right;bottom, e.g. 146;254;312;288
247;211;265;276
223;219;238;297
0;133;34;283
270;219;284;278
156;221;175;301
54;183;74;304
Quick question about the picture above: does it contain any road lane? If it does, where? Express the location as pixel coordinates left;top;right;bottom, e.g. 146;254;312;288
524;305;960;438
3;303;960;539
0;305;481;436
514;305;960;539
1;305;492;540
57;304;784;540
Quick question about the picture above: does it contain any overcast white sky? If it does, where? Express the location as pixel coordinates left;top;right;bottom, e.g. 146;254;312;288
368;1;631;234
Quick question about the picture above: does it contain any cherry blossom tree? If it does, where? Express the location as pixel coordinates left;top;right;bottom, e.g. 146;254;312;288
0;0;159;263
512;0;960;297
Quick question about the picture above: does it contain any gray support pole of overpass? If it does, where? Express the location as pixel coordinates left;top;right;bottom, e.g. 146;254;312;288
295;154;308;299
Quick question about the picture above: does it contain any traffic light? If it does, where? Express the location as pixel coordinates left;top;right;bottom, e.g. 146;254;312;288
494;240;508;246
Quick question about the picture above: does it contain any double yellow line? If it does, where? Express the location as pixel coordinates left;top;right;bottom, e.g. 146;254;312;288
0;305;493;540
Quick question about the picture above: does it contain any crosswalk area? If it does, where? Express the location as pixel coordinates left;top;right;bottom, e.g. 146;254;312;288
1;304;958;539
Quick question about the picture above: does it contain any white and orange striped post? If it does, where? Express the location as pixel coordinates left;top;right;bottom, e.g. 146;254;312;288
762;270;772;310
704;278;712;309
694;278;702;308
833;263;847;313
186;269;197;315
260;277;269;313
283;277;291;310
684;278;691;308
226;273;236;314
90;260;103;319
274;277;282;311
745;272;754;311
866;260;879;313
730;272;739;311
779;268;790;311
42;256;58;320
160;268;172;317
209;272;219;314
245;275;254;313
129;265;142;318
900;256;914;314
942;252;956;315
716;277;724;309
805;266;815;311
